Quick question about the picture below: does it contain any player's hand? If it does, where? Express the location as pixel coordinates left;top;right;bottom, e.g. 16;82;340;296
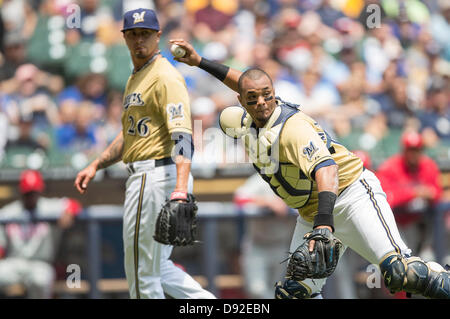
308;225;333;252
169;39;201;66
74;161;98;194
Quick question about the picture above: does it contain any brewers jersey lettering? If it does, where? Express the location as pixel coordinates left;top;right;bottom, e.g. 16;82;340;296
122;56;192;163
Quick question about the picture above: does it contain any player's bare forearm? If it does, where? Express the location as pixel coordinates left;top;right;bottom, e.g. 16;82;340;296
169;38;242;93
311;164;339;236
315;164;339;195
222;68;242;93
96;132;124;170
173;155;191;193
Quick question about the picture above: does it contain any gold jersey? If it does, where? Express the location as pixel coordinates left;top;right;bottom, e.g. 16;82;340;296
221;99;363;222
121;56;192;163
278;109;363;221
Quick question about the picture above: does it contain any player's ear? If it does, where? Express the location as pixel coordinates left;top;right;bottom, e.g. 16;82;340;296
154;30;162;46
237;94;242;105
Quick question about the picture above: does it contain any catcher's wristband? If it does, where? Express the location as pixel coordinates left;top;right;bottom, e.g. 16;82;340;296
170;191;188;201
313;191;337;232
198;58;230;82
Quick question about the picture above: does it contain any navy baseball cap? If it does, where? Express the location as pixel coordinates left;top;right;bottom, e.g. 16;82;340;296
121;8;160;32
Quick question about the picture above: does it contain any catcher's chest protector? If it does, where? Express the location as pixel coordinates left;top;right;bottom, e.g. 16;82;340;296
241;101;313;209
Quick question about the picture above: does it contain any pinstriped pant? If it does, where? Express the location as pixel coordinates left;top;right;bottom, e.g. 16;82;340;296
290;169;411;296
123;161;215;299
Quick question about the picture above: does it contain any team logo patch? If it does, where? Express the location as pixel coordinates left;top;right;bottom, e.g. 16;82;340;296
124;93;144;109
302;141;318;162
133;11;146;24
166;103;184;121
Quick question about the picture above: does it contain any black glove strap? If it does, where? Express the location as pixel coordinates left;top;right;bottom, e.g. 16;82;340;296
313;191;337;232
198;58;230;82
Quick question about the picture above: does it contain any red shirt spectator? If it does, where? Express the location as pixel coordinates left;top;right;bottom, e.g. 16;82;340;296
376;131;442;226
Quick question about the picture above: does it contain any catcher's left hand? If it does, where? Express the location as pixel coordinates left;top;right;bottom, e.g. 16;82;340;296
285;228;343;281
153;193;198;246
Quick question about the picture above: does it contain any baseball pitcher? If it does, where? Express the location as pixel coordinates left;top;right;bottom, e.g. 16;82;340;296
74;9;215;299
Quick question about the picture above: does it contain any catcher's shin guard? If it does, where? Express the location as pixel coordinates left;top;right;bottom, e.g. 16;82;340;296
275;279;311;299
379;253;450;299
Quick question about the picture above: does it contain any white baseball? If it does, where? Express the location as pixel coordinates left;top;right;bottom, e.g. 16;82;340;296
170;44;186;58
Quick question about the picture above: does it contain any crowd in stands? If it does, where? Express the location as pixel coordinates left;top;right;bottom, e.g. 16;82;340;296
0;0;449;171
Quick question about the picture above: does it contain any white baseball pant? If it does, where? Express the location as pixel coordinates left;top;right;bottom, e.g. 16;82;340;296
123;159;215;299
290;168;411;296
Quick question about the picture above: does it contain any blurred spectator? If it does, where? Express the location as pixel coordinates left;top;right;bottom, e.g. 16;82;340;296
2;64;60;156
4;113;47;154
0;32;28;81
97;90;123;147
66;0;113;43
76;72;108;115
186;0;238;32
376;76;415;129
299;66;341;112
272;8;308;72
191;96;221;176
285;66;341;132
58;72;108;120
0;170;81;298
0;0;37;39
234;173;295;299
362;23;403;85
418;76;450;144
55;101;99;154
376;131;442;257
12;64;60;128
429;0;450;61
316;0;345;27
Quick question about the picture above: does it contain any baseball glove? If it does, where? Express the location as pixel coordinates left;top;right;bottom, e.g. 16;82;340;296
153;193;198;246
285;228;342;281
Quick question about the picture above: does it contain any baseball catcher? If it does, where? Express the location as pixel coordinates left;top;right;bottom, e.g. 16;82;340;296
154;192;199;246
275;228;343;299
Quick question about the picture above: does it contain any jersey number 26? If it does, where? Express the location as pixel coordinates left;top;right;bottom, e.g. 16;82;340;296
127;115;151;137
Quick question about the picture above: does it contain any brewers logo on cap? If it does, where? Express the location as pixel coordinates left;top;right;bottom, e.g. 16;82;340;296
122;8;160;32
133;11;146;24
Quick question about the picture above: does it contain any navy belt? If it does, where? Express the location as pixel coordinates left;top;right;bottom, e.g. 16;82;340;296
127;157;175;175
155;157;175;167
